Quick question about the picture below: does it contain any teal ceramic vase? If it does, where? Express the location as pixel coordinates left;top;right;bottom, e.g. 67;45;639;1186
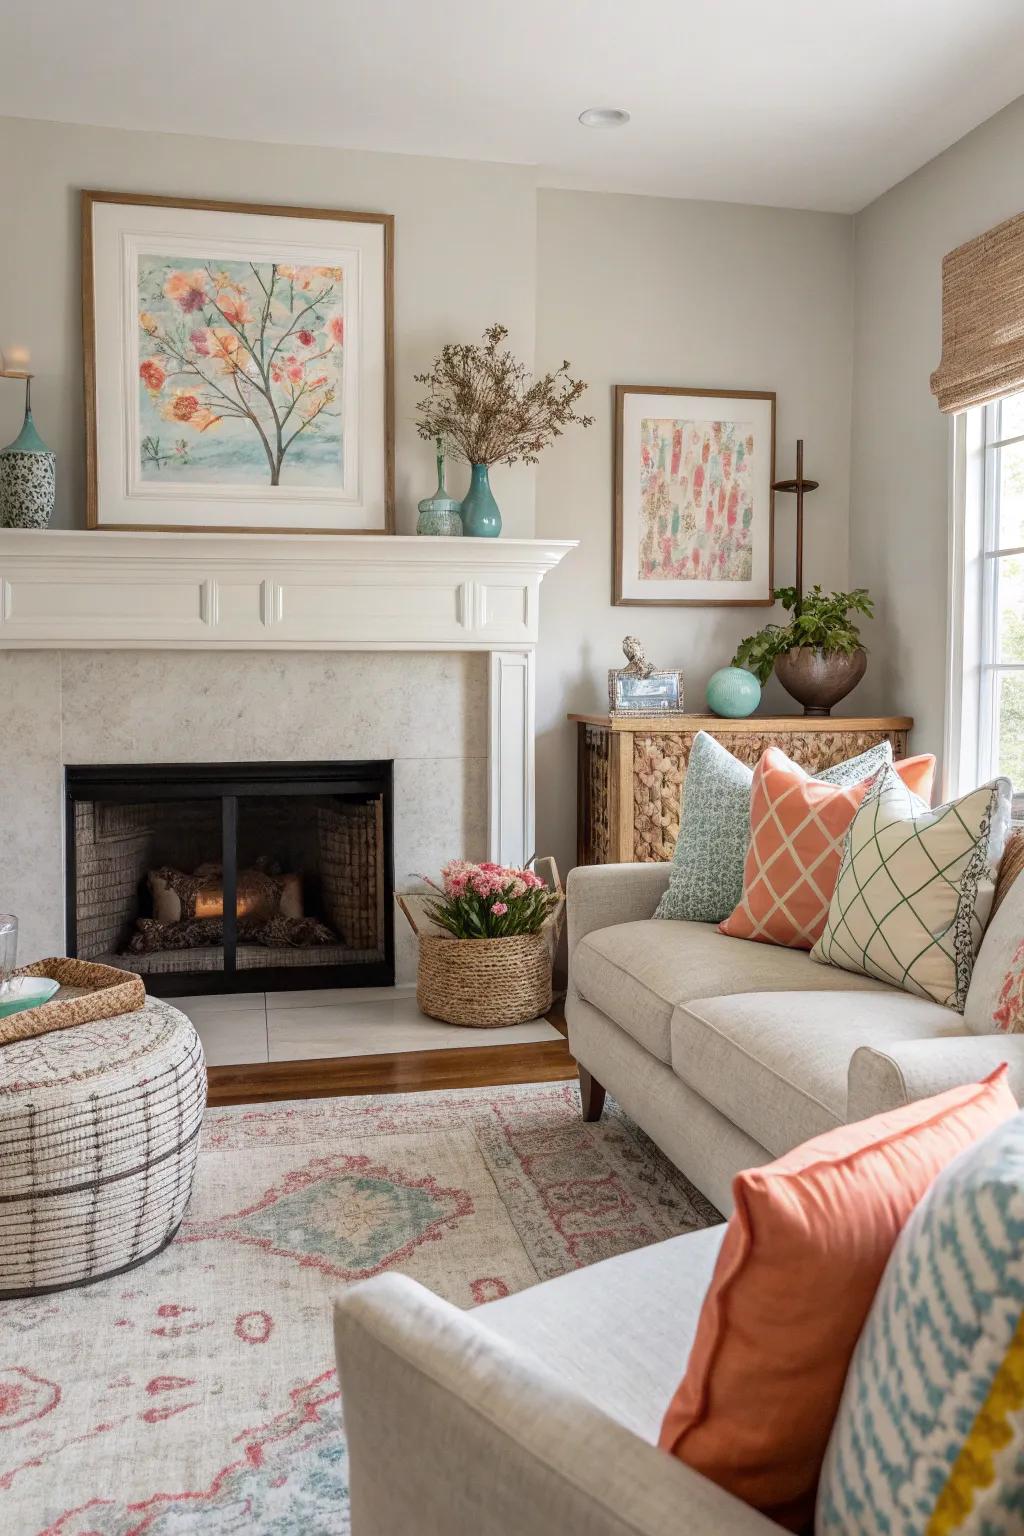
460;463;501;538
706;666;761;718
416;440;463;536
0;380;55;529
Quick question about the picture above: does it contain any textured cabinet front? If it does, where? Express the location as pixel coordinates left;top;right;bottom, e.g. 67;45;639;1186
573;715;913;865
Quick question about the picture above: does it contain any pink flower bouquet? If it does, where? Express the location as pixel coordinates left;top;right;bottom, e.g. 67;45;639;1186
422;860;559;940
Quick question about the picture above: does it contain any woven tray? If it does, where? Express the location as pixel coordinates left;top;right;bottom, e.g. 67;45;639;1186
0;958;146;1046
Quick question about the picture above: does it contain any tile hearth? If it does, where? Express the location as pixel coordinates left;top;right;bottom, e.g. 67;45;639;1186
173;984;561;1067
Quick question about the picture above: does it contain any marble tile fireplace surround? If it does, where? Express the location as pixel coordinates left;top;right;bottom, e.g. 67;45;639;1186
0;531;575;986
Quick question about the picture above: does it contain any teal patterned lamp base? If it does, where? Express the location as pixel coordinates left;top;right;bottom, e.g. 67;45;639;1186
0;380;55;529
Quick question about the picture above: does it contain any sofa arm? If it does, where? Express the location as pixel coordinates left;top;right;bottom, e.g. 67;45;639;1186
334;1272;778;1536
567;862;672;965
848;1033;1024;1121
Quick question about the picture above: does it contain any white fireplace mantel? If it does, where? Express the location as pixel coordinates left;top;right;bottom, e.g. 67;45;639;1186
0;529;577;866
0;530;575;651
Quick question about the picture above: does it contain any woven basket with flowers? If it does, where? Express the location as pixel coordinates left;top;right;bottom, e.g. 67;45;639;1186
399;859;564;1028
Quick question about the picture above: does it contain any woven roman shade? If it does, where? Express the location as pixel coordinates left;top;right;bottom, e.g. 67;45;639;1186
931;210;1024;413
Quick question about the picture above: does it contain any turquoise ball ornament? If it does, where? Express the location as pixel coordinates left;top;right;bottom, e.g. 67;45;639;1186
706;666;761;719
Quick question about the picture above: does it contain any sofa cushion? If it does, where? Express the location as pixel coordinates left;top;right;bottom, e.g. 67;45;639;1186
659;1068;1019;1533
480;1224;727;1444
672;990;962;1157
818;1107;1024;1536
654;732;899;927
719;748;937;951
573;919;898;1065
964;833;1024;1033
812;767;1013;1010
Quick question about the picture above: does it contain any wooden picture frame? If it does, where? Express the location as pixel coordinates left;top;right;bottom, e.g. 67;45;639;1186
82;190;395;534
613;384;775;605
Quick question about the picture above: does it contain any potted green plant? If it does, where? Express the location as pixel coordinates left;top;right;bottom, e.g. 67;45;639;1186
732;586;874;716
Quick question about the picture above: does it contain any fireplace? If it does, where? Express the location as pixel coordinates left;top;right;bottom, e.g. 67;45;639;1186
65;761;394;996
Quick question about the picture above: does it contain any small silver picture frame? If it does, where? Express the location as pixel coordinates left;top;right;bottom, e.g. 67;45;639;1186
608;669;685;715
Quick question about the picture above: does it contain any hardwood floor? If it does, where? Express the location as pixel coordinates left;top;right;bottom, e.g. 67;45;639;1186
207;1031;576;1105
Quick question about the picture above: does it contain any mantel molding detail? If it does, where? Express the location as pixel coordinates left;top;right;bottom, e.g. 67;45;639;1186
0;531;575;651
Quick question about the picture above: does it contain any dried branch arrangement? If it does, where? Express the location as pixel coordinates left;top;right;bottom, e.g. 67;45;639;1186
414;324;594;467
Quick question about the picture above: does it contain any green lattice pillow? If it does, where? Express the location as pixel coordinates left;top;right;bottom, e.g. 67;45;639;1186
811;767;1013;1010
655;732;896;925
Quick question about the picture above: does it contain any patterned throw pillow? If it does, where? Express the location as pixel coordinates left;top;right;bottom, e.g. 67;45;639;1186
655;733;899;925
994;942;1024;1033
719;749;937;950
965;845;1024;1033
811;767;1012;1010
660;1068;1017;1533
818;1107;1024;1536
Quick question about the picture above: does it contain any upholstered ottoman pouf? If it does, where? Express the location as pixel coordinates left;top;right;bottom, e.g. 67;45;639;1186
0;998;206;1298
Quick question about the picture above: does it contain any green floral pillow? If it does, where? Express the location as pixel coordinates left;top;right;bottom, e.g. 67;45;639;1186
654;732;895;925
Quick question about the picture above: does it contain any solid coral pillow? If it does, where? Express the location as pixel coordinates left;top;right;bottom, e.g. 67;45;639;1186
719;748;935;949
658;1067;1017;1532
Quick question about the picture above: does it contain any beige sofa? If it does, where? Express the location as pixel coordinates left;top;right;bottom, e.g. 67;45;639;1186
565;861;1024;1214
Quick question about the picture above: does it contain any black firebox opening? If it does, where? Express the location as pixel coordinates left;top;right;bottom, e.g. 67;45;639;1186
65;761;394;997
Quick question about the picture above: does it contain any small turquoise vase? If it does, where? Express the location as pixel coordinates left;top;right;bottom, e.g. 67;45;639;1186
706;666;761;719
460;463;501;538
416;439;463;536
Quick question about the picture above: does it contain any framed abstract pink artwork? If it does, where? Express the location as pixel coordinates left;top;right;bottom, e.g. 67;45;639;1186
613;385;775;605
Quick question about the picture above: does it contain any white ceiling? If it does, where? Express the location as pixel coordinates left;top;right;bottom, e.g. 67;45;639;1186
3;0;1024;213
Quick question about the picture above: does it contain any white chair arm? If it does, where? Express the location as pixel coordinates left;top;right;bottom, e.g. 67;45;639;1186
334;1272;779;1536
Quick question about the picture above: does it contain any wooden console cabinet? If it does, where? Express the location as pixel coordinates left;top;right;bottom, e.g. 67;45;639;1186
570;713;913;865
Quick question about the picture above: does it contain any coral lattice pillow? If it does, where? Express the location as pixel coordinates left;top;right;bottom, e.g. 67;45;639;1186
719;747;936;950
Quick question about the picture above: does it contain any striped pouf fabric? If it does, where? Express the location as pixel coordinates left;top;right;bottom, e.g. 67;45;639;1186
0;998;206;1297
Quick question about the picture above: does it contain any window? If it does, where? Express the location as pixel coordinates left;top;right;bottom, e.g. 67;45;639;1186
948;391;1024;818
980;395;1024;812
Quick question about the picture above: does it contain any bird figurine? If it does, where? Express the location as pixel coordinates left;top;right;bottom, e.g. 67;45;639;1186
620;636;655;678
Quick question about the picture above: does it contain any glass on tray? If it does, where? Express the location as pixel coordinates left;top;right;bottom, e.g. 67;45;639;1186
0;914;18;995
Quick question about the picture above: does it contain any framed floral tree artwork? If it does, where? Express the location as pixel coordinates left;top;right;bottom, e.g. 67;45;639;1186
82;191;394;532
613;385;775;605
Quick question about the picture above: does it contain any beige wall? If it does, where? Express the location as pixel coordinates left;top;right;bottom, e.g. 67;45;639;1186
0;116;539;535
850;93;1024;766
533;189;855;877
3;99;1021;891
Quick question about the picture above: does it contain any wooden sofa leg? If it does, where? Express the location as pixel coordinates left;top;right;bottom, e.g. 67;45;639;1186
579;1066;606;1122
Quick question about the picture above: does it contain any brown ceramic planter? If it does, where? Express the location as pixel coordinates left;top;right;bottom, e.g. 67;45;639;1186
773;646;867;716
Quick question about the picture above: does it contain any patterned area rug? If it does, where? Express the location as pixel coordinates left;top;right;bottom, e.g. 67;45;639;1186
1;1081;719;1533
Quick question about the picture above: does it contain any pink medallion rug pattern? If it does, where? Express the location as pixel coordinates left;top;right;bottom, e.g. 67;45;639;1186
0;1081;719;1533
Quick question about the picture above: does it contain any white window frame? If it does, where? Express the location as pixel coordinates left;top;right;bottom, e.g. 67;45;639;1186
946;399;1024;817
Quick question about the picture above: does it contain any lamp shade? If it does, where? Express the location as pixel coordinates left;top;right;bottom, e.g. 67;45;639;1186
1;345;31;377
